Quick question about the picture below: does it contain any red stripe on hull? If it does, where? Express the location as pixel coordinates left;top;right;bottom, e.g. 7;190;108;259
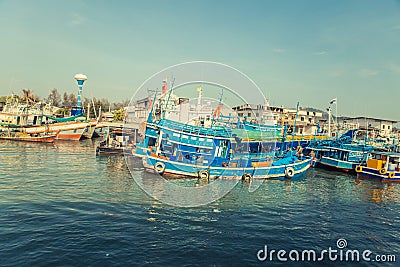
56;133;83;141
0;136;55;143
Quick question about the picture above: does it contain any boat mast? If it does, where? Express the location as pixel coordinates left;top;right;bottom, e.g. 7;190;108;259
98;106;102;121
197;85;202;111
143;90;158;148
162;77;175;119
148;90;158;123
291;102;300;146
91;97;97;118
212;89;224;127
87;102;90;120
328;107;331;139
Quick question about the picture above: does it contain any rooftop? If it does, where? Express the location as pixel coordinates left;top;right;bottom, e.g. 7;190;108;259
344;117;398;123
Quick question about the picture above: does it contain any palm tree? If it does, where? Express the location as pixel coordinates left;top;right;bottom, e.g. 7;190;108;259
21;89;39;104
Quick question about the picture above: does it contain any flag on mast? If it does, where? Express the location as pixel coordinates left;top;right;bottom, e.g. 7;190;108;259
213;103;223;118
329;98;337;105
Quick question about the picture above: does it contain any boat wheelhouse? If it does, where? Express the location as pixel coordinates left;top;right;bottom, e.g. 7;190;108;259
96;126;139;155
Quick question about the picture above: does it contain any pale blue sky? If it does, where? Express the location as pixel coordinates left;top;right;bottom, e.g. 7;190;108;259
1;0;400;120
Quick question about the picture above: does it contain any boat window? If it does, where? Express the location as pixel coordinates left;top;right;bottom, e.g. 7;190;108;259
148;137;156;146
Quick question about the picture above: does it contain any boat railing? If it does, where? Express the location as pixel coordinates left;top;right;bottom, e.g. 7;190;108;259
157;119;232;138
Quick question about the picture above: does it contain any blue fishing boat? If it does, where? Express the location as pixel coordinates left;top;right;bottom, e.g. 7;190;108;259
139;117;311;180
355;151;400;182
305;129;374;173
309;145;372;172
131;87;312;179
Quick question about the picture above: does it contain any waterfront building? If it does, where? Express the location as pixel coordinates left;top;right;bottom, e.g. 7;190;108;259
342;117;397;137
232;100;323;135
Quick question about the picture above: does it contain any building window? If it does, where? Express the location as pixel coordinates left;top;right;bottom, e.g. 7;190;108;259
388;126;391;130
301;117;305;122
382;125;385;129
248;113;252;117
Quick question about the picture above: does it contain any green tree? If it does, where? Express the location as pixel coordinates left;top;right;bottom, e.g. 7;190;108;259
62;92;70;107
113;108;125;122
112;99;130;110
69;93;77;107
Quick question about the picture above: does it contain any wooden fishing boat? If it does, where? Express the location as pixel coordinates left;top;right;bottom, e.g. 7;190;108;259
22;121;88;141
0;130;59;143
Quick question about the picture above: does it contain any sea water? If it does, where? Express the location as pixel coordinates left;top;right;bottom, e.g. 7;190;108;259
0;140;399;266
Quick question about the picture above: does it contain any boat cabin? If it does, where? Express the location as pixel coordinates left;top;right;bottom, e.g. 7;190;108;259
322;147;367;162
366;152;400;172
144;119;232;167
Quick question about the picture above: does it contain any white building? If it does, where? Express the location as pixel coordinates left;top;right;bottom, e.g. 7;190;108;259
232;101;323;135
342;117;397;137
